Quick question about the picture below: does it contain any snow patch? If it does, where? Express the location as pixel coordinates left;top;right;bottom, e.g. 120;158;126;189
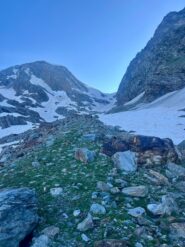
100;87;185;144
0;122;35;139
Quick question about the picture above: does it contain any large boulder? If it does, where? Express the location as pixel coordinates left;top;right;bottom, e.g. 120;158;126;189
102;134;178;165
0;188;39;247
31;235;50;247
112;151;137;172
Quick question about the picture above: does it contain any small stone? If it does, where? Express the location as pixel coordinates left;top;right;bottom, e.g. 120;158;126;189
115;178;128;187
128;207;145;217
75;148;95;163
41;226;59;238
97;181;111;192
50;187;63;197
94;239;128;247
91;192;98;199
110;187;120;194
77;213;94;232
81;233;90;242
90;203;106;215
32;161;41;168
135;243;143;247
73;209;81;217
122;186;148;197
147;203;163;215
62;213;68;219
82;134;96;142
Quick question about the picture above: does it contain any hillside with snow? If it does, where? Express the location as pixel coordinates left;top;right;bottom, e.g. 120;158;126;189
100;87;185;144
0;61;116;137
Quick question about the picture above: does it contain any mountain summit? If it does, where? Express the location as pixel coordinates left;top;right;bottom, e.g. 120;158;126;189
0;61;115;130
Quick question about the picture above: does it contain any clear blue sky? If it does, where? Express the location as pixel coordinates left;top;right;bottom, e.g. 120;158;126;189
0;0;184;92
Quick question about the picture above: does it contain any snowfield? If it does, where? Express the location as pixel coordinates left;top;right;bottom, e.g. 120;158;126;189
100;87;185;145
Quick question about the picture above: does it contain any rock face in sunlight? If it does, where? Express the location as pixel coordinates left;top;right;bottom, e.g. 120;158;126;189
117;8;185;105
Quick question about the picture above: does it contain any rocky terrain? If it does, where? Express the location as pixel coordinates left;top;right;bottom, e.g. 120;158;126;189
0;6;185;247
0;115;185;247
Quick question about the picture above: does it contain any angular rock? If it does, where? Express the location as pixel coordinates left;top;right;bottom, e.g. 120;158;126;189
32;161;41;168
146;169;169;185
73;209;81;217
135;243;143;247
170;223;185;239
82;134;96;142
147;203;164;216
75;148;95;163
147;195;178;216
94;239;128;247
166;162;185;178
0;188;38;247
110;187;120;194
41;226;59;238
50;187;63;197
112;151;137;172
81;233;90;242
97;181;111;192
128;207;146;217
122;186;148;197
31;235;50;247
77;213;94;232
90;203;106;215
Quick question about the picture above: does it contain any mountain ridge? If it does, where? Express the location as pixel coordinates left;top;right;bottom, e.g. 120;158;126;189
0;61;115;131
116;7;185;106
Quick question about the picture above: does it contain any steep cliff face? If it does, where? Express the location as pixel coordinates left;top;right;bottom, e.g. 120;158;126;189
117;8;185;105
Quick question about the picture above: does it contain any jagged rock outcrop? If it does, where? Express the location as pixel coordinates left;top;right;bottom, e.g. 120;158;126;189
102;134;178;165
117;8;185;106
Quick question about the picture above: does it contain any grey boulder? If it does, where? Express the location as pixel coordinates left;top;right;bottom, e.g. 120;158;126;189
75;148;96;163
112;151;137;172
0;188;39;247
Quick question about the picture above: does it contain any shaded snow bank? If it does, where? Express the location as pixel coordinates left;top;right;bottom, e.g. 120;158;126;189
100;87;185;145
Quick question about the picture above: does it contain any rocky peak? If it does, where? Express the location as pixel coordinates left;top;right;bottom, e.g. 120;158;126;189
116;7;185;106
0;61;115;129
